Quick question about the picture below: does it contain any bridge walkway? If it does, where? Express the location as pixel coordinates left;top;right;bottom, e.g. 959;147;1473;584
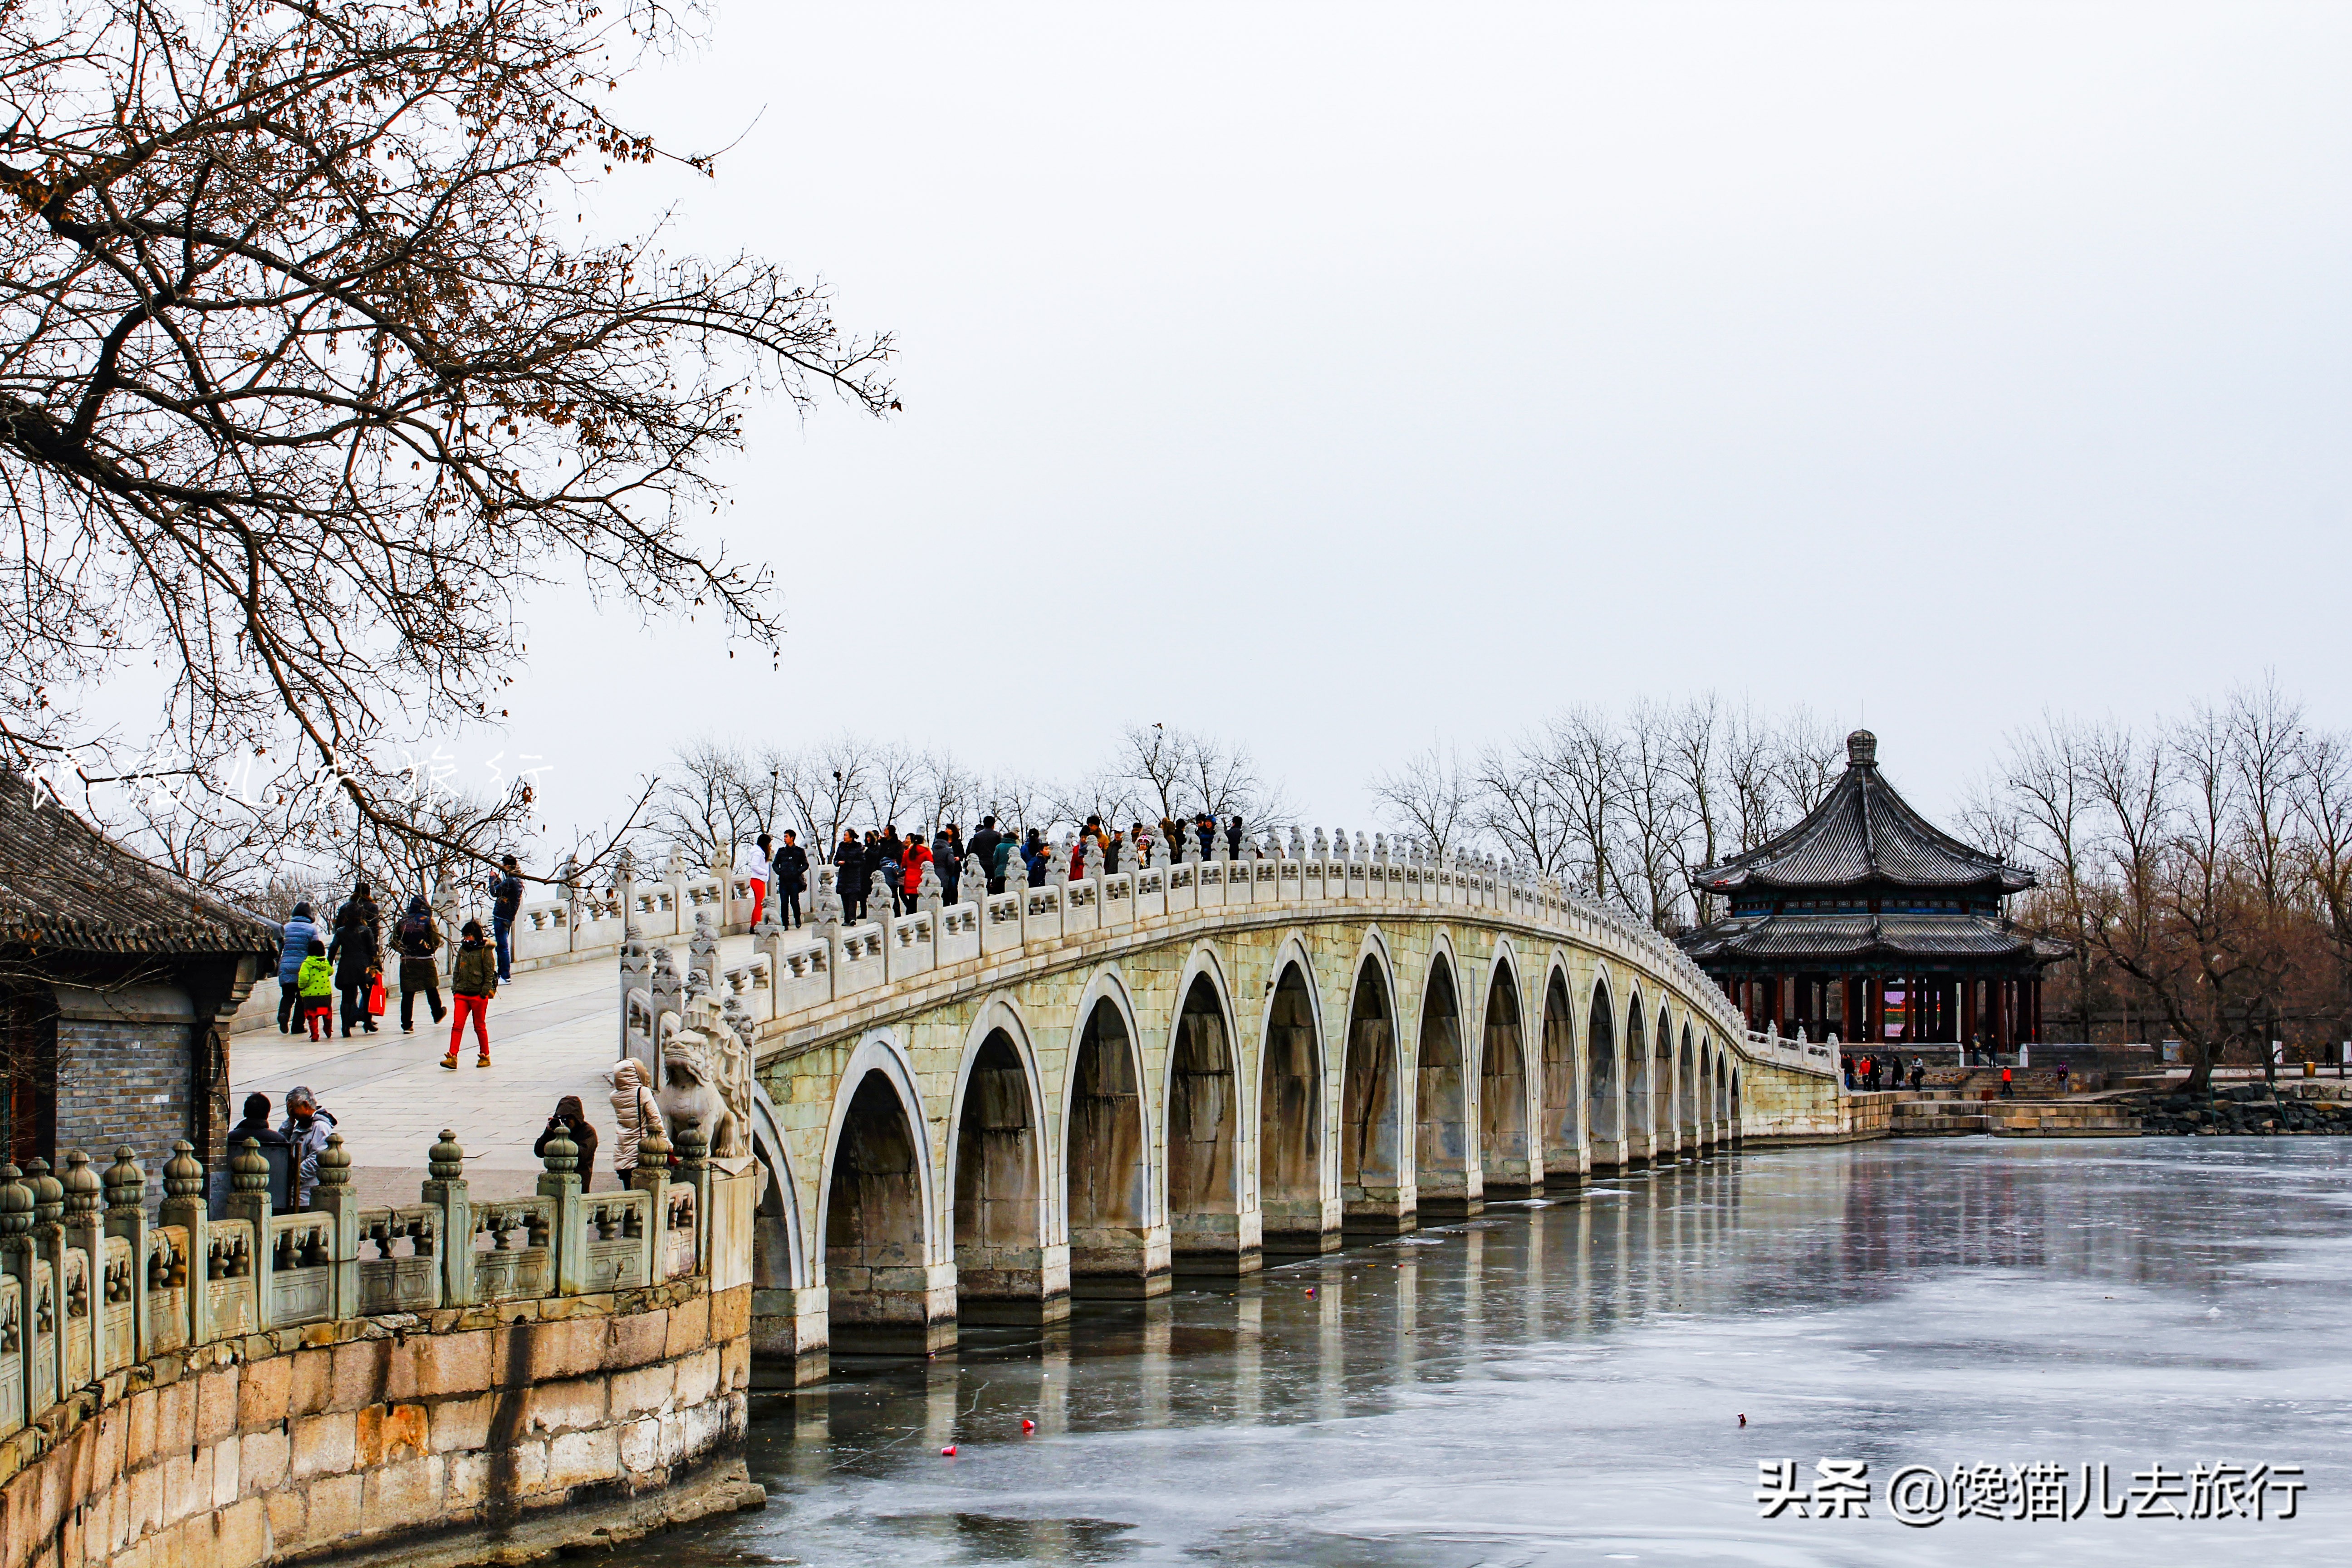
229;931;763;1206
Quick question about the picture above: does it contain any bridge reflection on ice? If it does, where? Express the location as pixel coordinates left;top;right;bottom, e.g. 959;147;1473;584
637;1140;2352;1567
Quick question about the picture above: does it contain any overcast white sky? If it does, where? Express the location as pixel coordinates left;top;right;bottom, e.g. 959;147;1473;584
491;2;2352;845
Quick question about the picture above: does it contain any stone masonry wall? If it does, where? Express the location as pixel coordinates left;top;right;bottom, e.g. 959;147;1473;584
0;1279;757;1568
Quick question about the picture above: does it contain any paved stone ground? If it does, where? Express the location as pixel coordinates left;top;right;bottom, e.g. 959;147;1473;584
229;935;756;1207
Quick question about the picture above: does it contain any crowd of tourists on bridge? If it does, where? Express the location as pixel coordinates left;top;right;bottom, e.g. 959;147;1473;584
274;858;524;1065
745;812;1253;928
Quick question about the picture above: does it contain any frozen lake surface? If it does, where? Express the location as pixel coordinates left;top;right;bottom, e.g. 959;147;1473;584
639;1140;2352;1566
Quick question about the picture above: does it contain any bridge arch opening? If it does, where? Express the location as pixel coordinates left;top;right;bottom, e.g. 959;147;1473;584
1168;973;1247;1275
1678;1026;1698;1147
1587;979;1621;1172
1652;1004;1675;1158
824;1068;948;1355
1624;995;1650;1166
1340;958;1407;1233
1540;967;1581;1186
1069;996;1162;1295
1261;962;1332;1253
1416;956;1475;1216
1479;963;1534;1197
952;1028;1063;1323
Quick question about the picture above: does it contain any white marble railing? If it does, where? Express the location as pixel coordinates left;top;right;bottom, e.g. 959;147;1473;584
614;836;1836;1082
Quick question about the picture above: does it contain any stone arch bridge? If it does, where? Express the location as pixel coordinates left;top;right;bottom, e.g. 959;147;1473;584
616;846;1842;1379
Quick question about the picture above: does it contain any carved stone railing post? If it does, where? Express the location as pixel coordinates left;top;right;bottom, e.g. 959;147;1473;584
223;1138;274;1328
24;1159;62;1411
102;1147;148;1363
689;909;721;992
0;1165;35;1427
674;1121;711;1273
617;922;650;1054
558;854;584;954
538;1126;585;1294
158;1142;210;1347
311;1135;358;1318
629;1123;671;1284
422;1131;472;1307
59;1151;103;1378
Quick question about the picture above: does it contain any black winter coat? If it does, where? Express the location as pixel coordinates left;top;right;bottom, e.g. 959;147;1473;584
772;843;810;891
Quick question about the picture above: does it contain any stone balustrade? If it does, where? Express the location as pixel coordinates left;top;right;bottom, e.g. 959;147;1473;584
0;1123;763;1568
619;831;1823;1083
0;1126;744;1447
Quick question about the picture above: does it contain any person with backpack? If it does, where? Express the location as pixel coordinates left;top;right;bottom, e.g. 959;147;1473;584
392;895;446;1034
969;816;1003;895
328;899;380;1037
605;1058;666;1186
442;918;497;1069
276;900;317;1032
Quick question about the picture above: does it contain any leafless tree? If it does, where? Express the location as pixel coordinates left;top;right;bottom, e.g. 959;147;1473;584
1369;745;1474;858
648;740;762;875
0;0;893;883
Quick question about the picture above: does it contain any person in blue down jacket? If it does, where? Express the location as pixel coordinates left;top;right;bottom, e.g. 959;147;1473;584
276;901;317;1032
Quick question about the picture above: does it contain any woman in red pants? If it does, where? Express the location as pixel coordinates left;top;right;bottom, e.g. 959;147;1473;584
443;919;497;1068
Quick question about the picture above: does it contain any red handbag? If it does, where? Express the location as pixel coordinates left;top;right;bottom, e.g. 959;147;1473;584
367;975;387;1016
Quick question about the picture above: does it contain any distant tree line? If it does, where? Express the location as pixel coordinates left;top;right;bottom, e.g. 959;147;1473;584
1963;680;2352;1080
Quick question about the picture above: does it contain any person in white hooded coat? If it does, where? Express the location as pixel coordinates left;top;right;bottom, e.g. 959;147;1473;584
605;1058;666;1185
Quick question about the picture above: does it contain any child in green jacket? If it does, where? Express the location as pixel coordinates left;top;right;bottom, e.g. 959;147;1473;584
296;941;333;1041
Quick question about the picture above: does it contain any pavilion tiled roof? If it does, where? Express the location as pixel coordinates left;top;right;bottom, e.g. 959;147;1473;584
1690;730;2033;896
0;768;279;959
1681;911;2070;965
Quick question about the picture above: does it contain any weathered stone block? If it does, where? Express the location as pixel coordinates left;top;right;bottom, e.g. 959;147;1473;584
429;1392;496;1455
604;1309;669;1371
264;1486;304;1548
127;1460;164;1540
720;1337;749;1393
443;1450;488;1510
544;1428;619;1492
307;1470;363;1542
362;1455;443;1533
210;1439;239;1510
523;1377;606;1437
387;1329;492;1401
235;1357;290;1432
662;1295;710;1360
289;1410;356;1481
287;1348;333;1418
382;1403;431;1466
123;1389;159;1471
330;1341;391;1411
351;1404;384;1468
709;1284;750;1341
213;1494;270;1568
195;1368;240;1446
673;1348;720;1409
615;1416;661;1475
162;1449;202;1524
495;1319;605;1387
238;1428;289;1497
609;1363;675;1421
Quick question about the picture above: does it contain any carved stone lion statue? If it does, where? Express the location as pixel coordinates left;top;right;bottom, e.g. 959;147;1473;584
660;995;752;1157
